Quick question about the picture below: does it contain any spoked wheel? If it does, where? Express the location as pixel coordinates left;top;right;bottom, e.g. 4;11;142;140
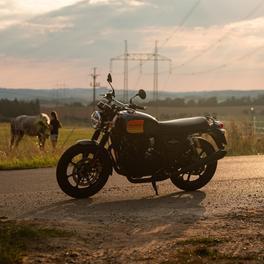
56;144;111;199
170;138;217;191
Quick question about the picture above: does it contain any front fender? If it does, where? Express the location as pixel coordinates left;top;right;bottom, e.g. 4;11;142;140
75;139;113;176
76;139;98;146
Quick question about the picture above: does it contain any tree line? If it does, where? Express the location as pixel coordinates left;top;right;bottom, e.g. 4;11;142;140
0;99;40;120
147;95;264;107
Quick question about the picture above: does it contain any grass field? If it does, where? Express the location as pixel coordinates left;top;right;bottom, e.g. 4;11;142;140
0;118;264;169
0;123;93;170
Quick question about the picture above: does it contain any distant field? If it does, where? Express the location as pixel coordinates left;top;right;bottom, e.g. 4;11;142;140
146;105;264;121
41;105;264;124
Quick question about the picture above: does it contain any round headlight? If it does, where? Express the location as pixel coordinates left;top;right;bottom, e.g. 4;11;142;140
91;111;102;129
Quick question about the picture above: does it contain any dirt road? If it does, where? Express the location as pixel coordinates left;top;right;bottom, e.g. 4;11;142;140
0;155;263;263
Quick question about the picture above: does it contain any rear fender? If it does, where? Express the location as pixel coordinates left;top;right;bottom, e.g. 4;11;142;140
76;139;113;176
207;128;227;150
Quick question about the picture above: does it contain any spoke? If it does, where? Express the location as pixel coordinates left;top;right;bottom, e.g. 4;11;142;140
75;177;81;188
199;150;206;158
187;173;191;181
67;173;75;178
85;175;93;185
82;152;89;159
199;171;205;178
70;160;76;166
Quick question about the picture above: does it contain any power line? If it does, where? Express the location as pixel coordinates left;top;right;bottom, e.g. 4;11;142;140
165;44;264;76
169;0;264;71
128;0;202;73
241;0;264;20
110;40;172;101
159;0;202;49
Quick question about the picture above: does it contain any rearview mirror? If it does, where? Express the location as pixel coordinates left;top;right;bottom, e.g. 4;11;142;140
107;73;112;83
137;89;146;100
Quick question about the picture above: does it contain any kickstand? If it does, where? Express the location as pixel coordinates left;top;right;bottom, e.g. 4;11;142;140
151;176;159;195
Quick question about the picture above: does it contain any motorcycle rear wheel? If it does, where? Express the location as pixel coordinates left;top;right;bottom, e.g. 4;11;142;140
170;138;217;191
56;144;110;199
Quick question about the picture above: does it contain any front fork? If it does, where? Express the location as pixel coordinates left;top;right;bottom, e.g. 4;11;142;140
91;129;118;173
91;129;101;141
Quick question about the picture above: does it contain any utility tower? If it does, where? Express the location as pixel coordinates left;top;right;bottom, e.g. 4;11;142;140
110;40;171;102
90;67;100;111
153;40;159;102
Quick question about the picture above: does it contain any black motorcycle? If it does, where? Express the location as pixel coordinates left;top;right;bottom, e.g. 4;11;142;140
56;74;227;198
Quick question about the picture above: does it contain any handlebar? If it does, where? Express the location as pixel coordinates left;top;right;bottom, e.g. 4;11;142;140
99;94;146;112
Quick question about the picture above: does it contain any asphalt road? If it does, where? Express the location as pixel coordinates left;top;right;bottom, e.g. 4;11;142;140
0;155;263;221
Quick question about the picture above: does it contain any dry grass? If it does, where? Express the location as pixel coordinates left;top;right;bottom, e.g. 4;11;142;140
224;120;264;155
0;117;263;169
0;123;93;169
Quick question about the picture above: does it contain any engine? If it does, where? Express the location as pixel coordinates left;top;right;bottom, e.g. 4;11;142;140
111;134;161;177
110;110;163;176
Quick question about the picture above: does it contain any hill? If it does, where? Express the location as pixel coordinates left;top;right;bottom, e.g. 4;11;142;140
1;87;264;105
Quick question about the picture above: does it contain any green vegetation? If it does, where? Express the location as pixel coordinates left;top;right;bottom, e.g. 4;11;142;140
147;94;264;107
0;123;93;170
0;220;71;264
1;104;264;169
0;99;40;121
1;118;264;169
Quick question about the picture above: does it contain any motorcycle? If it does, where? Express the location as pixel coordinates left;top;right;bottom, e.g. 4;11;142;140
56;74;227;198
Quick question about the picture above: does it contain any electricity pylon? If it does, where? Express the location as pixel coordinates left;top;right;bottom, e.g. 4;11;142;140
90;67;100;111
110;40;172;102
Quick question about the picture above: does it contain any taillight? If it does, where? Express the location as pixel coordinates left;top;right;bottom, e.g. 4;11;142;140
216;121;224;129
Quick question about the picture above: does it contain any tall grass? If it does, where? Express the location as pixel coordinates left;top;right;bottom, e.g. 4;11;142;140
224;120;264;155
0;123;93;170
0;120;263;169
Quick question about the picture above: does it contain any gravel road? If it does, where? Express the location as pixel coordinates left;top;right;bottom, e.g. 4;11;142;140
0;155;263;263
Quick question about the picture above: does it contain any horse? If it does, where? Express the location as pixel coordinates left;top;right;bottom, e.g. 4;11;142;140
10;113;50;150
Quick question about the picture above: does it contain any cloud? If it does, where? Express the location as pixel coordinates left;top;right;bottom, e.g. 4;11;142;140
21;16;74;35
0;0;264;90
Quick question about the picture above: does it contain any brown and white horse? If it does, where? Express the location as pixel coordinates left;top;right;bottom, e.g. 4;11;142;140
10;113;50;150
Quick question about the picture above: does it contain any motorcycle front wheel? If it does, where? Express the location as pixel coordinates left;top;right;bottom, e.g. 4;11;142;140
170;138;217;191
56;144;110;199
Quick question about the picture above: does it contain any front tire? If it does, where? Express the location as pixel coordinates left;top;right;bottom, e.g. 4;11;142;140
56;144;111;199
170;138;217;191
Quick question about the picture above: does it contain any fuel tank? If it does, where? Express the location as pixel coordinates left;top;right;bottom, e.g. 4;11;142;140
113;110;158;135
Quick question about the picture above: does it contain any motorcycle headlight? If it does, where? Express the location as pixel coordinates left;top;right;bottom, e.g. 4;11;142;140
91;111;102;129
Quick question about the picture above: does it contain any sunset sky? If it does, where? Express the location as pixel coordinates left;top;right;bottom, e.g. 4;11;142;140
0;0;264;92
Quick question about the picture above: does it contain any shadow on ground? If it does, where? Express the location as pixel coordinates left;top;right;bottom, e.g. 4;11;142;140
21;191;206;247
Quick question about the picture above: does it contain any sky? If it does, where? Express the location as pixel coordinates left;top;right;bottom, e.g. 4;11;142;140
0;0;264;92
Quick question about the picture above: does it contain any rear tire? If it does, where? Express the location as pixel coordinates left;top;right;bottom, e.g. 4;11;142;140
56;144;111;199
170;138;217;191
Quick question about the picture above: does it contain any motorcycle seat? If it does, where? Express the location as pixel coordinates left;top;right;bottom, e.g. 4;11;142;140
158;117;209;134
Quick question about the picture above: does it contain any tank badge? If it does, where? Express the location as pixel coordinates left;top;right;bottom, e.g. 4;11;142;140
127;120;144;133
